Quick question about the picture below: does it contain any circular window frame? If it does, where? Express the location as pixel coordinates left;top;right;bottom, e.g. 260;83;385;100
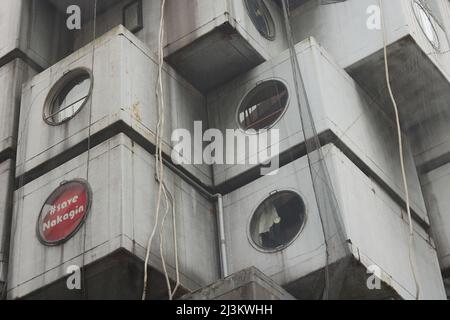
412;0;441;51
235;78;291;135
243;0;276;41
247;189;308;254
36;179;93;247
43;68;94;126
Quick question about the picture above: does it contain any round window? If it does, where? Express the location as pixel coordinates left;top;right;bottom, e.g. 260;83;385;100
244;0;276;41
238;80;289;131
412;0;440;50
43;68;93;125
249;191;306;251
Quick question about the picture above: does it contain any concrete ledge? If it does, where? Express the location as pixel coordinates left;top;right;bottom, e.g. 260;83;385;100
181;267;295;300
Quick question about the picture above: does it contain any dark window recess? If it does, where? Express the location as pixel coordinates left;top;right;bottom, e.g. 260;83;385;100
123;0;143;33
244;0;276;40
238;80;289;131
250;191;306;251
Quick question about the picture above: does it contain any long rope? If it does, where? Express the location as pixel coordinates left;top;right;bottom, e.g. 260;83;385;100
379;0;420;300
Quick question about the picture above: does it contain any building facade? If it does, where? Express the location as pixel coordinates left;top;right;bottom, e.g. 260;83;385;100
0;0;449;300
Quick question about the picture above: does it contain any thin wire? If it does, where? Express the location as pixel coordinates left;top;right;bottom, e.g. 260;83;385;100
81;0;98;300
282;0;353;300
379;0;420;300
281;0;329;299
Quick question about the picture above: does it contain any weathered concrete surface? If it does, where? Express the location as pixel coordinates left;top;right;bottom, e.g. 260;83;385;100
409;113;450;173
0;59;36;158
0;160;14;293
17;26;211;187
208;38;428;224
164;0;288;92
182;267;295;300
8;134;219;299
23;250;189;300
69;0;163;57
223;145;446;300
421;162;450;274
0;0;72;70
290;0;450;130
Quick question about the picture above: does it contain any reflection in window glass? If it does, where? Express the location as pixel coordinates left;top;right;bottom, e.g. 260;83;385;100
238;80;289;131
413;0;439;49
48;74;91;124
244;0;276;40
250;191;306;250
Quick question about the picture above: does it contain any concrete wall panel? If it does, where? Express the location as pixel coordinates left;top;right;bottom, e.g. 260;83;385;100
0;160;14;290
290;0;450;129
223;144;445;299
8;133;219;299
17;26;212;186
0;0;72;69
422;162;450;272
208;38;427;222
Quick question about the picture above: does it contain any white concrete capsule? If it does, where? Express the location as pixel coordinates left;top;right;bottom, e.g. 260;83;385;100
8;133;219;299
290;0;450;129
16;26;211;187
163;0;288;92
223;144;446;300
208;37;428;224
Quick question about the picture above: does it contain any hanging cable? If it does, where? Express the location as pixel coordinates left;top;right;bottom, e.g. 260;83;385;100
142;0;169;300
159;182;171;298
379;0;420;300
159;181;180;300
80;0;98;300
281;0;351;300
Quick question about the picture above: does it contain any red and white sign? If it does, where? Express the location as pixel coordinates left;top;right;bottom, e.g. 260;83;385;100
37;180;91;245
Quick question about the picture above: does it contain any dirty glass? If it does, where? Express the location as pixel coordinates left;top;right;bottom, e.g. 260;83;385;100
238;80;289;130
50;74;91;124
244;0;276;40
250;191;306;250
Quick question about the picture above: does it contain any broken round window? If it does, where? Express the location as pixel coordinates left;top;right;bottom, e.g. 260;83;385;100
249;191;306;251
412;0;440;50
238;79;289;131
244;0;276;40
44;68;93;125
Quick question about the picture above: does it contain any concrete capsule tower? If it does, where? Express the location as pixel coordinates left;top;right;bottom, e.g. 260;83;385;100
1;0;450;300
